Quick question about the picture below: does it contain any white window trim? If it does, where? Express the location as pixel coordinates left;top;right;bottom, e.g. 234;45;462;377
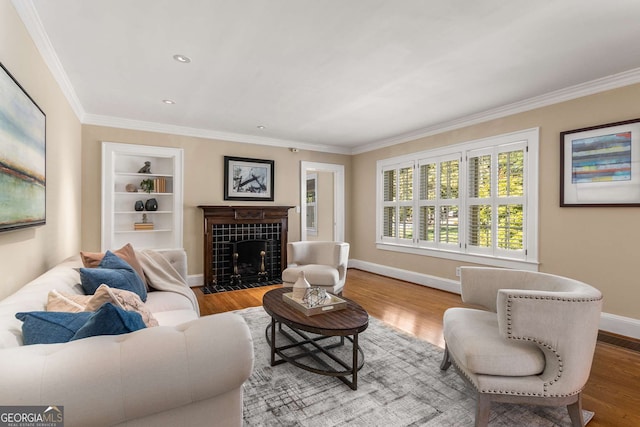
376;128;539;271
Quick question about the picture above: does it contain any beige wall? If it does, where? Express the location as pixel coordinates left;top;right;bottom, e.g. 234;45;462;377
81;125;352;275
4;0;638;324
352;83;640;320
0;1;82;300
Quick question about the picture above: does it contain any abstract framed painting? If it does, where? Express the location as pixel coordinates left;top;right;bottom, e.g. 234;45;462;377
0;62;46;230
560;118;640;207
223;156;274;201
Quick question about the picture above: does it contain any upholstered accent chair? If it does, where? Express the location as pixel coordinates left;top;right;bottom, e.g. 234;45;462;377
441;267;603;427
282;241;350;295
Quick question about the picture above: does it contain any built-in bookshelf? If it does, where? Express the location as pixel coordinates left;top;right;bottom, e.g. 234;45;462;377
101;142;183;251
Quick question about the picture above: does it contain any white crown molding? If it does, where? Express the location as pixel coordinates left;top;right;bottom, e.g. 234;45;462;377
352;67;640;154
16;0;640;156
78;67;640;156
82;114;352;155
92;66;640;155
12;0;85;120
15;0;348;154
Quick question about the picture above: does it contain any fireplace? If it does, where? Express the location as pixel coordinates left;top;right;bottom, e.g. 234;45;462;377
199;206;293;292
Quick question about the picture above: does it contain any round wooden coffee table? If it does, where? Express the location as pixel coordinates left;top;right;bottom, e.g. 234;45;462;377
262;287;369;390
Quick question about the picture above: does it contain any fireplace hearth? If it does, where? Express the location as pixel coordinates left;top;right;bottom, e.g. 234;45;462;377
199;206;293;293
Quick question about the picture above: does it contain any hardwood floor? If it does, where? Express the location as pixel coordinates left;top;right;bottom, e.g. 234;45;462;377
196;269;640;427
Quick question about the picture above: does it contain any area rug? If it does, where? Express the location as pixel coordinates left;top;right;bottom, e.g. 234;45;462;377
237;306;594;426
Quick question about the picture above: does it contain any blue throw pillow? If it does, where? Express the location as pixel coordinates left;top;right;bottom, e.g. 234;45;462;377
70;303;146;341
16;311;92;345
80;250;147;301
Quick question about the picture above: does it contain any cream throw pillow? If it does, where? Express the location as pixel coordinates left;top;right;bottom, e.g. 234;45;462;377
47;290;92;313
47;286;158;327
84;284;158;327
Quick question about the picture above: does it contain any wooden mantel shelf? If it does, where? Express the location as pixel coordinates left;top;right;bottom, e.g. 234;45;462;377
198;205;294;222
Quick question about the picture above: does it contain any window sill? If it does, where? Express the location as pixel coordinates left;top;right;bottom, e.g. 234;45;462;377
376;242;539;271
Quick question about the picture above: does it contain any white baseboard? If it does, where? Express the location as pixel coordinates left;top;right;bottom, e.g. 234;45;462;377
348;259;461;294
348;258;640;340
599;312;640;340
187;273;204;288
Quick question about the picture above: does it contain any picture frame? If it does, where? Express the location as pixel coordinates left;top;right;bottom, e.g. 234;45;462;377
0;62;46;231
224;156;274;201
560;118;640;207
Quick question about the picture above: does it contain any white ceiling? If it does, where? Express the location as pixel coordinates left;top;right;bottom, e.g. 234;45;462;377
16;0;640;153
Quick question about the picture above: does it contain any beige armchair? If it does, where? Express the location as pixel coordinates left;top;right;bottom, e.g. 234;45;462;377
282;241;350;295
441;267;602;427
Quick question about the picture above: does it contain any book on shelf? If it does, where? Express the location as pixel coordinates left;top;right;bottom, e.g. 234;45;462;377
153;177;166;193
134;222;154;230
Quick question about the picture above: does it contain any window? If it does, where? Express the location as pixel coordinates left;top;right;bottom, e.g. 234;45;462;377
466;142;527;258
306;174;317;236
377;129;539;269
381;163;413;241
417;155;461;249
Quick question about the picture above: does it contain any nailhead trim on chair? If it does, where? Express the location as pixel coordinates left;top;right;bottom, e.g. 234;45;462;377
502;293;602;396
505;294;602;303
449;354;584;397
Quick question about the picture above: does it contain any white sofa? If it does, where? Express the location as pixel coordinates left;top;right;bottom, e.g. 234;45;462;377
0;249;254;427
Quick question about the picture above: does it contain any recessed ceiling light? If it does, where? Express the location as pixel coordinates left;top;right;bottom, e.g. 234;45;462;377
162;99;176;104
173;54;191;63
257;125;266;129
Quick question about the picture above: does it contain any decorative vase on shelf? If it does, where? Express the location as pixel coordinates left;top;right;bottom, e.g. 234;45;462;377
134;200;144;211
292;271;310;300
145;198;158;211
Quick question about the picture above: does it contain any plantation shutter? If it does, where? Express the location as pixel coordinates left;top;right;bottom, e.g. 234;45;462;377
467;142;527;258
381;162;414;242
467;151;493;254
418;163;436;242
496;147;525;254
382;168;396;238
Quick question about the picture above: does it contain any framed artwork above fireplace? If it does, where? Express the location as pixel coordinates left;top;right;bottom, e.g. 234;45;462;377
224;156;274;201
